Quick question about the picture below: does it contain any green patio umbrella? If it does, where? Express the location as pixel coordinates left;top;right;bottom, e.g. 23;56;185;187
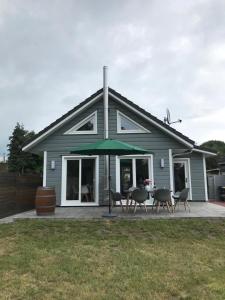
70;139;152;217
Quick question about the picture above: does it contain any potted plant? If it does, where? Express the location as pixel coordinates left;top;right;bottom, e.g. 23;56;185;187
144;179;152;192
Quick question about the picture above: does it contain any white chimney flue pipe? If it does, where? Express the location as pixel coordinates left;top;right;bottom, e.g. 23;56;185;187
103;66;109;139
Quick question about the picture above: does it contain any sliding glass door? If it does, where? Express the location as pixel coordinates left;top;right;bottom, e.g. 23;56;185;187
62;156;98;206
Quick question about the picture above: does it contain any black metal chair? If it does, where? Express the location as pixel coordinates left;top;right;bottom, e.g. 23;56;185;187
153;189;173;213
110;190;124;212
131;189;148;214
172;188;190;212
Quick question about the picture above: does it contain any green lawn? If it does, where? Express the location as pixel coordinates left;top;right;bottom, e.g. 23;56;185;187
1;219;225;300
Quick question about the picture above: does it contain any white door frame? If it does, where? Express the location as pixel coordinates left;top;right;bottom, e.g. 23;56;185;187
115;154;154;204
173;158;192;200
61;155;99;206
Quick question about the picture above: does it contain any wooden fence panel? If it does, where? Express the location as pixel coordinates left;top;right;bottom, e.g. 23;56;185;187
0;173;42;218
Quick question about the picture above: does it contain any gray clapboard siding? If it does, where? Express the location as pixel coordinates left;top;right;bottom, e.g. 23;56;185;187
108;97;185;196
189;153;205;201
29;94;206;204
32;99;105;205
32;101;104;152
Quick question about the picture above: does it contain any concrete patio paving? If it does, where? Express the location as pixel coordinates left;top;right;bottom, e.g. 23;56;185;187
1;202;225;223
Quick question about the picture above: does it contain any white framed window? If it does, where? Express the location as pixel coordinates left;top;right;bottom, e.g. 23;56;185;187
64;111;97;135
117;111;150;133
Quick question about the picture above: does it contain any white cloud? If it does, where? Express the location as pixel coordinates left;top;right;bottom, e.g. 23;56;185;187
0;0;225;154
207;43;225;63
169;36;193;54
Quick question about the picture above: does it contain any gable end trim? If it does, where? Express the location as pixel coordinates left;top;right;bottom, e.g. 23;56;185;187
22;92;103;151
109;92;193;148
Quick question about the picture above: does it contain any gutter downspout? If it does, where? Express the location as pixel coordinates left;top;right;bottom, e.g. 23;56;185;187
172;148;193;158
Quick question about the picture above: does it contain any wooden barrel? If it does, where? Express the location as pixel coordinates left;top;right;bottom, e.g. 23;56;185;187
35;187;56;216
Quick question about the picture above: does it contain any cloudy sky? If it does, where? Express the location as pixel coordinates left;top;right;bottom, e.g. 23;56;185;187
0;0;225;154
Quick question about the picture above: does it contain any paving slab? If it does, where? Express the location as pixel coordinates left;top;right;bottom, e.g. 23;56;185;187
1;202;225;224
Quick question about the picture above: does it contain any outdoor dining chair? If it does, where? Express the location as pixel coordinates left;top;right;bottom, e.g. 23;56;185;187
153;189;173;213
172;188;190;212
132;189;148;214
110;190;124;212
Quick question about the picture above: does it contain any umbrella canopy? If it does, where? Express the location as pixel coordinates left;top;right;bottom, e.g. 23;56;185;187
70;139;152;217
70;139;152;155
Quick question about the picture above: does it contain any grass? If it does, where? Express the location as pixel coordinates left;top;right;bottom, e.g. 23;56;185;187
1;219;225;299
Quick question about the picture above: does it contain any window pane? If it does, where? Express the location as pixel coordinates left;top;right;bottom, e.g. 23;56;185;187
120;115;142;131
66;160;79;200
120;159;133;197
77;119;94;131
174;163;185;192
136;159;149;189
81;159;95;202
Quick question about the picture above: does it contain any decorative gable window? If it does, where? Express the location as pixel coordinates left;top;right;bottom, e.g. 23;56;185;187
64;111;97;135
117;111;150;133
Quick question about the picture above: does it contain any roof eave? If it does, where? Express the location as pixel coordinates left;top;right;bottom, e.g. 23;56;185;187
22;91;103;151
109;91;194;148
192;148;217;156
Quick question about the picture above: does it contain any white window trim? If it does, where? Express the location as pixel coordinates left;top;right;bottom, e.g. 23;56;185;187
117;110;150;134
173;158;193;200
64;111;97;135
61;155;99;206
43;151;47;187
203;154;208;201
169;149;174;193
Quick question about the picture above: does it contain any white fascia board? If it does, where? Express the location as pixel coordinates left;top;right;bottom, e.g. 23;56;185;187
192;148;217;156
109;92;193;148
22;92;103;151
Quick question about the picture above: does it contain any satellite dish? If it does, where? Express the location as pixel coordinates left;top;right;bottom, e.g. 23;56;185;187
164;108;182;125
166;108;171;124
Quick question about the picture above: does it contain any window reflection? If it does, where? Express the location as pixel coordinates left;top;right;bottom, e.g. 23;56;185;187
66;160;79;200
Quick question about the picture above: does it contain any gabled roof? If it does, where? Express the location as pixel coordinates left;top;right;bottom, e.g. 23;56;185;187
109;88;195;146
22;88;103;151
22;87;216;155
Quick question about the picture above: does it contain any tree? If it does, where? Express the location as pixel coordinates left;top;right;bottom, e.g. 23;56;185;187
7;123;42;174
200;140;225;170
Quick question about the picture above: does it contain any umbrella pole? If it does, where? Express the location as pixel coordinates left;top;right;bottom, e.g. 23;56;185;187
108;155;111;214
102;154;117;218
